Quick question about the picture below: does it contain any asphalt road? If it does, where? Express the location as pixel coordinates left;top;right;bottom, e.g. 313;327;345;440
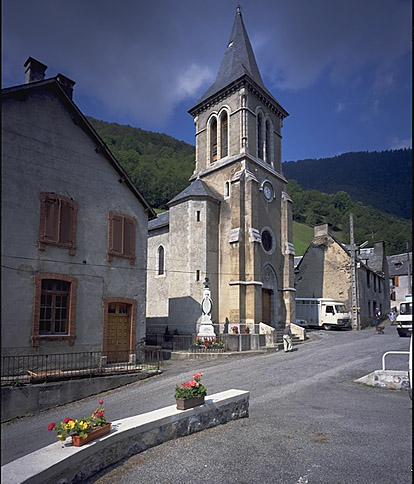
1;326;412;483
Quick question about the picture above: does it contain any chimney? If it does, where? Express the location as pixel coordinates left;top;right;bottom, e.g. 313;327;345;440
314;223;332;237
55;73;76;100
24;57;47;83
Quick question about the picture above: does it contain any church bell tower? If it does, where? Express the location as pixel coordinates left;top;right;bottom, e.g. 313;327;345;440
187;6;295;330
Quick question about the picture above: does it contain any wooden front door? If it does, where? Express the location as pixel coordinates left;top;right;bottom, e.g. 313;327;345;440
107;303;130;362
262;289;272;325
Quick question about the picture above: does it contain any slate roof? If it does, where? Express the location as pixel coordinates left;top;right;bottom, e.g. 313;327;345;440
189;6;287;115
148;210;170;231
167;178;219;207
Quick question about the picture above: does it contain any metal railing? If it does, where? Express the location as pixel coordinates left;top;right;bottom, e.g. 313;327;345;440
381;351;410;371
1;345;162;385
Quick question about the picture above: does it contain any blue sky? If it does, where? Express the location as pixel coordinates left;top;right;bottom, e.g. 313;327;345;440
2;0;412;161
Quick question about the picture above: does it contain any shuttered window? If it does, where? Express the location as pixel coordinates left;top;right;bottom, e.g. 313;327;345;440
39;193;78;255
108;211;136;264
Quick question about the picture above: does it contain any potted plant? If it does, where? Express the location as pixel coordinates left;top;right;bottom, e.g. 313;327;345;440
243;326;250;334
175;372;207;410
48;400;111;446
231;325;239;334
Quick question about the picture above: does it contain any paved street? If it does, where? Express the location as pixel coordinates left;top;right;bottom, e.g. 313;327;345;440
1;327;412;483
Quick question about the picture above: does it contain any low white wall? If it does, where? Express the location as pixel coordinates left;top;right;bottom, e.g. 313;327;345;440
1;389;249;484
355;370;409;391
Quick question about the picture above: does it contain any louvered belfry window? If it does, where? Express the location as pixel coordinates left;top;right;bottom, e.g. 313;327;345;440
108;211;136;264
39;193;78;255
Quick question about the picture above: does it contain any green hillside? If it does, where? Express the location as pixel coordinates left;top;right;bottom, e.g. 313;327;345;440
283;149;412;220
88;117;411;256
87;117;195;209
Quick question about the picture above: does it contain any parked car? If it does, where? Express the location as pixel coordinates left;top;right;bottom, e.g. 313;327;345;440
295;318;309;328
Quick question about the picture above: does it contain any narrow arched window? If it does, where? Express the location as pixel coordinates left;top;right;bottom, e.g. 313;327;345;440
265;119;271;164
210;118;217;163
257;113;263;160
221;112;228;158
158;246;164;275
224;181;230;198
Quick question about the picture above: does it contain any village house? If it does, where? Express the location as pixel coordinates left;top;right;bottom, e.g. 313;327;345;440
295;224;390;327
146;7;295;337
1;57;156;362
387;252;412;311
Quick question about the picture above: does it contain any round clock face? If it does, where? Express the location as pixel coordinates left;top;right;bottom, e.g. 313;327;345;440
263;183;273;201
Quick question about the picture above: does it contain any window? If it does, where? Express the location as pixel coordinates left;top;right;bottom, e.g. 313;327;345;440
32;273;77;346
224;181;230;199
325;306;334;314
393;276;399;287
221;112;228;158
108;212;136;264
39;193;78;255
366;271;370;287
373;275;377;291
196;270;200;282
257;113;263;159
158;246;165;275
197;211;201;222
210;117;217;163
265;119;271;164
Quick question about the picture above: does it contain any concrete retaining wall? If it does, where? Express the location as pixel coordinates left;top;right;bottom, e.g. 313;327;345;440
1;389;249;484
355;370;409;391
1;371;158;422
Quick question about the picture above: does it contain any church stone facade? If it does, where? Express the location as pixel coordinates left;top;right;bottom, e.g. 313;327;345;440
147;7;295;335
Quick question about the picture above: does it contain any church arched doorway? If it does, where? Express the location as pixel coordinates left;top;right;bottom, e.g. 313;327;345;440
261;263;278;327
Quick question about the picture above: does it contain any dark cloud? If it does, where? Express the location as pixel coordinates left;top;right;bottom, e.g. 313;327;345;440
2;0;411;158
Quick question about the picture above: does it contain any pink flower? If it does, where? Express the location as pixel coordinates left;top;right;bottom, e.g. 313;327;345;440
99;400;104;405
48;422;55;431
63;417;72;424
97;411;104;418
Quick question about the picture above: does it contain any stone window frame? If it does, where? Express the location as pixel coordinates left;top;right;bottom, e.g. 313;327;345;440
208;107;231;164
32;273;78;347
38;192;78;256
260;226;276;255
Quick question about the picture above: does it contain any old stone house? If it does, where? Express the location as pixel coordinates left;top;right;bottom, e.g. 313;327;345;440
147;7;295;335
295;224;389;327
1;58;156;361
387;252;412;311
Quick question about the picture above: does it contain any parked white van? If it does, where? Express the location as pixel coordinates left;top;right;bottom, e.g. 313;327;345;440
396;295;412;338
296;298;351;330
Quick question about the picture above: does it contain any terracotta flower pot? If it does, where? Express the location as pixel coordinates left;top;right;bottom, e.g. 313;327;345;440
71;423;111;447
176;396;205;410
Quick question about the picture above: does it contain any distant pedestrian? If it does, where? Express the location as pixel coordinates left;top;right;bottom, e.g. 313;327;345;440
374;308;383;334
389;310;396;325
283;323;293;352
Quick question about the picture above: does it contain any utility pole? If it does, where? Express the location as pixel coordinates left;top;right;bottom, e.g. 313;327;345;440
407;241;412;294
349;214;360;330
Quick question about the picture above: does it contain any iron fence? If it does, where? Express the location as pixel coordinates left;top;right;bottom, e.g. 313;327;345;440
1;345;162;385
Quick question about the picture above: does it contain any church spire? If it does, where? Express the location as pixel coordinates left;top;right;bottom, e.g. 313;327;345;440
191;5;265;109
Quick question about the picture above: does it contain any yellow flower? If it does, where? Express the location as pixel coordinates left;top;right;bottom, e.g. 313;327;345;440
68;420;75;429
79;421;88;430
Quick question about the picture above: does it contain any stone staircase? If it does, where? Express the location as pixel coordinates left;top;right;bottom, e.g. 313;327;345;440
275;330;304;349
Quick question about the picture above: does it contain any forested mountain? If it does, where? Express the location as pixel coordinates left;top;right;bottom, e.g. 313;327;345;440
88;117;411;255
286;181;411;255
283;149;412;220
